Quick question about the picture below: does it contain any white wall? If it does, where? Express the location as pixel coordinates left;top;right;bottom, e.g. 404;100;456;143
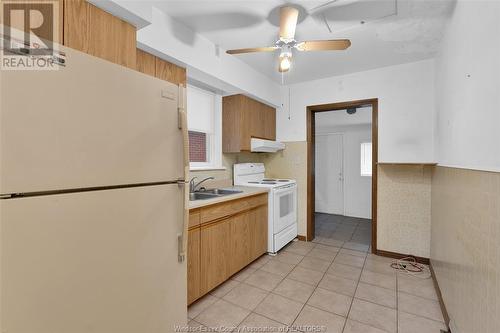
431;2;500;333
278;59;436;163
316;125;372;219
435;0;500;172
94;1;282;108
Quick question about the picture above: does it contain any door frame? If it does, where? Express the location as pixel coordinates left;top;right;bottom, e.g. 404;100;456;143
314;132;345;216
306;98;378;254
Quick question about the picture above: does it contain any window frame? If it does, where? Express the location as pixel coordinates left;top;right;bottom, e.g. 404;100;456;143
187;85;224;171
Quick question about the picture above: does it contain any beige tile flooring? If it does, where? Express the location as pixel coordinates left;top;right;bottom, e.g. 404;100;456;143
188;239;447;333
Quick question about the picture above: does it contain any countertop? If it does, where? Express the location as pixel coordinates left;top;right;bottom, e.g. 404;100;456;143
188;186;269;209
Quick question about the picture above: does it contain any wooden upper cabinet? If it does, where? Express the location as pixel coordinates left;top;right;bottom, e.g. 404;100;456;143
155;57;186;86
136;49;156;77
136;49;187;85
63;1;186;83
63;0;89;52
87;4;136;69
222;94;276;153
262;104;276;141
64;0;135;69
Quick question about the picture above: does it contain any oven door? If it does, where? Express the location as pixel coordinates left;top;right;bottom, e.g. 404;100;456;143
273;184;297;234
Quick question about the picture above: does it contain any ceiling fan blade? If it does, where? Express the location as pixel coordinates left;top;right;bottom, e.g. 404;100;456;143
296;39;351;51
226;47;278;55
279;6;299;40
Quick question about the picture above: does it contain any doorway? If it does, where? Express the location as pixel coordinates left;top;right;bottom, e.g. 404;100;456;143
307;99;378;253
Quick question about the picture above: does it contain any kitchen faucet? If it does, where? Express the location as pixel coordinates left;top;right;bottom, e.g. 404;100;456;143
189;176;215;193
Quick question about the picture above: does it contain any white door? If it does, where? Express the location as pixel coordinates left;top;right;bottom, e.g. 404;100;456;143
315;134;344;215
0;184;186;333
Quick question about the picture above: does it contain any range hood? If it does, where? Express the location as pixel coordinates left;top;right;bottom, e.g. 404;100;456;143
250;138;285;153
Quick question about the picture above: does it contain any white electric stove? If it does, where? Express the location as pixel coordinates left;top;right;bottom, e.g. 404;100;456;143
234;163;298;254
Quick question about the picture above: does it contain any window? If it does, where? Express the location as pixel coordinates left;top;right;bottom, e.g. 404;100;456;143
187;85;223;170
360;142;372;176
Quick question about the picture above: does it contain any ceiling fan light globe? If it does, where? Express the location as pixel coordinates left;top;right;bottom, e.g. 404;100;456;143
279;55;291;72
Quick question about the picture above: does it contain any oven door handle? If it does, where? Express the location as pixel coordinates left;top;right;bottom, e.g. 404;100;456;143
274;184;297;194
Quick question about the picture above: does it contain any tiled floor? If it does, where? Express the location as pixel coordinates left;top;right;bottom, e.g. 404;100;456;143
314;213;372;250
187;240;447;333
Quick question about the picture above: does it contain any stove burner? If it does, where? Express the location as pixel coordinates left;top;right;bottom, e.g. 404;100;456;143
262;178;276;181
248;181;260;184
261;182;277;184
277;179;289;182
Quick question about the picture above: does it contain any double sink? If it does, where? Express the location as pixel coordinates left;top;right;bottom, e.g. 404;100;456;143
189;188;243;201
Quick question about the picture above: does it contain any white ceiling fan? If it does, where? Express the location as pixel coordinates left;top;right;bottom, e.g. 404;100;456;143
226;6;351;73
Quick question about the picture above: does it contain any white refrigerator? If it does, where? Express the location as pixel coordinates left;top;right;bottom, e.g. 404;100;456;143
0;47;189;332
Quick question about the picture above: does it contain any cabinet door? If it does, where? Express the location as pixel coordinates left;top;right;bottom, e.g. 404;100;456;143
155;58;187;85
63;0;89;52
200;218;231;294
248;98;265;140
88;3;136;69
249;205;268;260
262;106;276;140
136;49;156;77
229;212;251;275
187;228;201;305
239;96;252;151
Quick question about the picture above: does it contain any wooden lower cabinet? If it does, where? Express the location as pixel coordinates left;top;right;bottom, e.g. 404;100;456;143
229;212;251;275
249;205;268;261
187;194;268;305
200;217;232;295
187;228;201;304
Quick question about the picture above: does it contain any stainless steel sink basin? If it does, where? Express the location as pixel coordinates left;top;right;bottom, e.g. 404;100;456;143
202;189;243;195
189;188;243;201
189;192;219;201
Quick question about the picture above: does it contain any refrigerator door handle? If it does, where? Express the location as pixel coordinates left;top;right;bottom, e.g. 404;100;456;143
177;85;186;130
177;233;185;262
176;178;187;262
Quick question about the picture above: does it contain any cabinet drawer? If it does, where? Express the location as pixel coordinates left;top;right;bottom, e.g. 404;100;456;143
189;209;201;229
200;194;267;224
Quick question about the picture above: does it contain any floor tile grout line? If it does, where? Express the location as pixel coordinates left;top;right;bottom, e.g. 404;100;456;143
397;289;441;302
356;278;397;292
398;309;447;325
193;272;398;331
190;226;447;330
190;229;375;331
286;243;341;331
252;243;318;329
220;249;305;329
341;250;367;333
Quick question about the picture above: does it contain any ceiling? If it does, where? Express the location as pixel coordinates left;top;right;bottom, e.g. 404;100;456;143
154;0;455;84
315;106;372;129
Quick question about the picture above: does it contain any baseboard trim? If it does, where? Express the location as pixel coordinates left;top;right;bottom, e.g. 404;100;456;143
375;249;430;265
297;235;307;241
429;261;451;332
